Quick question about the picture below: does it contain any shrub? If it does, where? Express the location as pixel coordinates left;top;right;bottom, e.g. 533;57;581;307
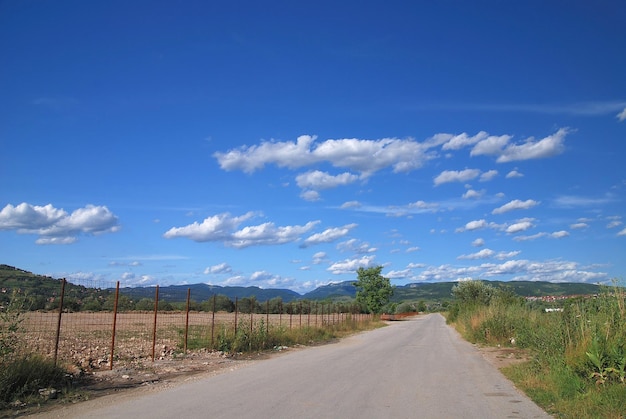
0;355;71;408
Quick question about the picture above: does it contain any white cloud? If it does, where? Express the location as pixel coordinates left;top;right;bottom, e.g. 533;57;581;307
385;269;413;279
441;131;489;150
570;223;589;230
456;219;488;232
204;263;232;274
553;194;615;208
479;170;498;182
327;255;376;274
617;107;626;121
0;202;120;244
470;135;512;157
506;170;523;179
230;221;319;248
164;212;319;248
214;134;434;176
296;170;359;190
434;169;481;186
300;190;321;201
340;201;361;209
336;238;376;254
463;189;484;199
406;246;420;253
472;238;485;247
312;252;327;264
458;248;495;260
302;223;357;247
551;231;570;238
618;228;626;236
492;199;540;214
472;128;569;163
164;212;256;242
505;218;535;234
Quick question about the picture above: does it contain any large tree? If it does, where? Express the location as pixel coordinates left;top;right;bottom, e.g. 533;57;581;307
353;266;393;314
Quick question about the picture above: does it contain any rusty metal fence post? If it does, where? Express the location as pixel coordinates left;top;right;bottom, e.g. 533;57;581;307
234;297;238;335
184;288;191;353
109;281;120;370
151;285;159;361
211;294;216;349
53;278;66;366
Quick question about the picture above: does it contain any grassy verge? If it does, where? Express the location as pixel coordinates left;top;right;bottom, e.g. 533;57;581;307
448;280;626;418
184;315;385;354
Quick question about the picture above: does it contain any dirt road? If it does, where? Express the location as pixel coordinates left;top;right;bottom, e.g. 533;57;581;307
30;314;550;419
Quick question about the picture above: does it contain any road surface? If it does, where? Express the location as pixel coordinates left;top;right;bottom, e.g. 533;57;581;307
33;314;551;419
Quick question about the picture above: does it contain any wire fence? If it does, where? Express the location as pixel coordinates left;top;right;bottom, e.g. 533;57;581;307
11;279;373;370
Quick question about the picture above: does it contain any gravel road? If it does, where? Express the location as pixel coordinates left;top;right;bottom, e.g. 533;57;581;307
30;314;551;419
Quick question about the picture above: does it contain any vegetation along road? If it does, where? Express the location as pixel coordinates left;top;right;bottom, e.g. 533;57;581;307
33;314;550;419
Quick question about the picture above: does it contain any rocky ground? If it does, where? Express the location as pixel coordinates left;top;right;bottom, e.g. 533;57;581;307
2;346;294;418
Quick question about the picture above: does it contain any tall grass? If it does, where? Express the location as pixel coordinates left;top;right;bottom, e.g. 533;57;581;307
183;315;382;354
1;291;73;410
448;280;626;418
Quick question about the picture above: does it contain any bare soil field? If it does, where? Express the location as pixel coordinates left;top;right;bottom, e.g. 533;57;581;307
17;311;340;371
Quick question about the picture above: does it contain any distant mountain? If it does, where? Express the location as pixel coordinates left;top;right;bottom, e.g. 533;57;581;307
119;283;301;303
1;264;608;307
302;281;356;300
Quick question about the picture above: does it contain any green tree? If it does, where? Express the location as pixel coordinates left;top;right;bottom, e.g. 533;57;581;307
353;266;394;314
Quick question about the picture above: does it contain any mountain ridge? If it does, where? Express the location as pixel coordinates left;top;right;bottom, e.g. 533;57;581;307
1;264;606;306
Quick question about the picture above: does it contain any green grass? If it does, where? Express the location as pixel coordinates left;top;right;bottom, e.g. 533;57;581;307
181;316;383;353
0;355;72;409
449;280;626;418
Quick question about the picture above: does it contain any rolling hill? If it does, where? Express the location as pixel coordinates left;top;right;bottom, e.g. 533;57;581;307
1;264;607;308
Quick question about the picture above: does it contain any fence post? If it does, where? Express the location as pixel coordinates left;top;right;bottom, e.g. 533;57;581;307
211;294;216;349
308;301;311;327
289;302;293;329
266;300;269;335
184;288;191;353
151;285;159;361
53;278;66;366
109;281;120;370
234;297;238;336
299;301;302;328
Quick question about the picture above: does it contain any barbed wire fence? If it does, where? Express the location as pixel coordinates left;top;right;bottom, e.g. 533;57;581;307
12;279;373;370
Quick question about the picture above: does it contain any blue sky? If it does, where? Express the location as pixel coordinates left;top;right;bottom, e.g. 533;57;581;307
1;1;625;293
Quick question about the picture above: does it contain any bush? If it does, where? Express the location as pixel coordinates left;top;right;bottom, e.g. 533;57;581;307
0;355;71;407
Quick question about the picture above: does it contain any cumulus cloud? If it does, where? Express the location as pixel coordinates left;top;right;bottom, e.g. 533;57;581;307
336;238;377;254
163;212;256;242
302;223;357;247
479;170;498;182
296;170;360;190
617;107;626;122
463;189;485;199
456;219;489;232
506;170;524;178
472;128;569;162
441;131;489;150
0;202;120;244
434;169;481;186
570;222;589;230
164;212;319;248
214;134;434;176
204;263;232;274
327;255;376;274
312;252;327;264
492;199;540;214
505;218;535;234
472;238;485;247
458;248;495;260
618;228;626;236
340;201;361;209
